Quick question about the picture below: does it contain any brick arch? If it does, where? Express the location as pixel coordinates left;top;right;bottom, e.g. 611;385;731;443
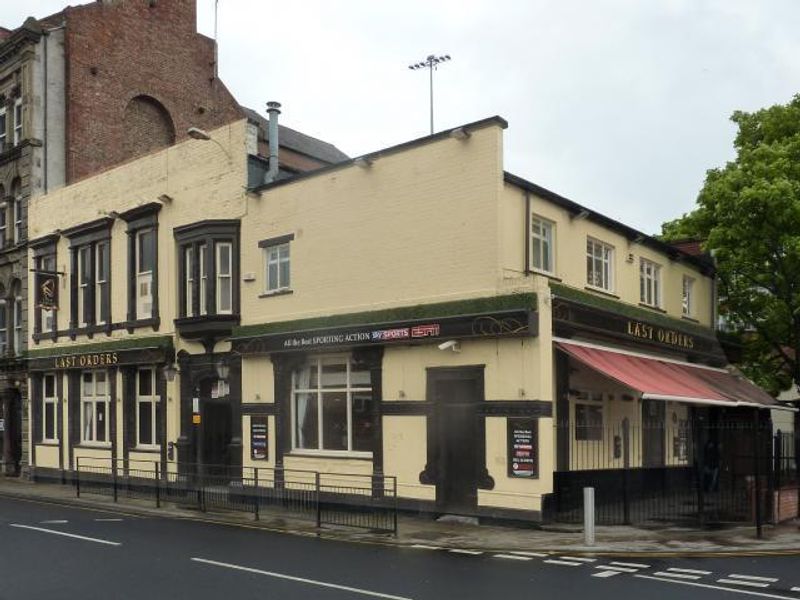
121;95;176;161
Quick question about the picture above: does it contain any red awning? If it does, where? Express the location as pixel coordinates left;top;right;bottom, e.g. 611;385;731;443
556;339;778;409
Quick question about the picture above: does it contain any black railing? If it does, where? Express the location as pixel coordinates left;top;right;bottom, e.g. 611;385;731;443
73;458;397;535
549;420;798;528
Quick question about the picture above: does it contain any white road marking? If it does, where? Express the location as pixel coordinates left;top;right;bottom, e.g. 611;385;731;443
667;567;711;576
40;520;68;524
611;561;650;569
595;565;639;573
10;524;121;546
559;556;596;562
790;587;800;592
510;551;549;557
410;544;440;550
494;554;531;561
94;518;124;522
635;574;797;600
543;559;582;567
593;570;621;578
718;579;771;589
447;549;483;555
191;558;413;600
654;571;701;580
728;575;780;583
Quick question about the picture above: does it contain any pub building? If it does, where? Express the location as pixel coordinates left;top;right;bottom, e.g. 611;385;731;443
26;114;781;523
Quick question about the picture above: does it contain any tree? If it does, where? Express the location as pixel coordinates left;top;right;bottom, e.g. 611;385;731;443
662;94;800;395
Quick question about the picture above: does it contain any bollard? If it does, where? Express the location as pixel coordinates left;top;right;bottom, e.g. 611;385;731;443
583;487;595;546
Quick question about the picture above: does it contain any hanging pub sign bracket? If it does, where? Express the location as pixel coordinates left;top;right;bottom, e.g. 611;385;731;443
31;268;62;311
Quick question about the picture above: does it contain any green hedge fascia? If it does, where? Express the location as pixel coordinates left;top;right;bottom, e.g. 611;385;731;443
232;292;537;339
549;282;713;338
27;335;174;359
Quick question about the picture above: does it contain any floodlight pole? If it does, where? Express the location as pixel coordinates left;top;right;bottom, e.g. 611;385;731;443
408;54;451;135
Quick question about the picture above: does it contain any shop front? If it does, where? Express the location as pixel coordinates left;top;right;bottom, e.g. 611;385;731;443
231;293;553;520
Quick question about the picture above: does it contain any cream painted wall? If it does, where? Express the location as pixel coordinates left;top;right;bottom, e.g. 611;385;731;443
34;445;59;469
383;416;434;500
500;184;714;328
27;119;249;347
241;357;274;405
239;123;507;326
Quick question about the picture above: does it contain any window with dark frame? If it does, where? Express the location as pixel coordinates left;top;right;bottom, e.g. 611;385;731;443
32;237;58;338
259;233;294;295
43;373;58;442
119;203;160;328
136;367;159;448
66;218;113;333
81;370;109;444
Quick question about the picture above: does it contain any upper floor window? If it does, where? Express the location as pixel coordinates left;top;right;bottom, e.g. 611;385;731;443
12;181;21;244
260;234;294;294
292;355;374;454
639;258;661;308
64;218;113;332
32;236;59;337
530;216;554;274
0;107;6;149
586;238;614;292
12;295;21;355
12;98;21;146
175;220;239;319
43;373;58;443
120;203;161;327
0;299;7;354
682;275;695;317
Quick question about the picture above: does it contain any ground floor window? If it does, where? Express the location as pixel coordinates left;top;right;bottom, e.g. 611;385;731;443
574;390;604;441
81;370;109;443
292;355;374;453
43;373;58;442
136;367;159;447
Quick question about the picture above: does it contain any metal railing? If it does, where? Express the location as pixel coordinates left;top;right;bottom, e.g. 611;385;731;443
73;458;397;535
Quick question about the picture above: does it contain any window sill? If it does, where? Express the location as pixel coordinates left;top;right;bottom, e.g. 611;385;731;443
638;302;666;314
259;289;293;299
286;450;373;460
37;441;60;447
74;443;112;450
132;446;161;453
681;315;699;323
583;285;619;299
528;269;561;282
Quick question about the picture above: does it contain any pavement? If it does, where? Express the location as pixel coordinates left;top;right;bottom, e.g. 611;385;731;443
0;476;799;557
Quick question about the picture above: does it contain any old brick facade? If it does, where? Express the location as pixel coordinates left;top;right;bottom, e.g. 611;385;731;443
61;0;243;183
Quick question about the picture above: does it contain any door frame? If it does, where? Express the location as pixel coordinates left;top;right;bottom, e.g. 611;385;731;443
420;365;494;512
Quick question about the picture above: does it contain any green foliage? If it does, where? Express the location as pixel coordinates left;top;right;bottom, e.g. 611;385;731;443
662;94;800;390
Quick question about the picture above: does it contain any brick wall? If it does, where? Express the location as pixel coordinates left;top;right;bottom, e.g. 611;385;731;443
62;0;243;183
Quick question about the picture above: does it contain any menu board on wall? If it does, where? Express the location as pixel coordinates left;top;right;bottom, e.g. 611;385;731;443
251;416;268;461
507;418;538;478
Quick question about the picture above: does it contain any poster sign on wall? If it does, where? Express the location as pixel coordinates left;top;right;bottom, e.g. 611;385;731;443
251;416;268;461
507;418;538;478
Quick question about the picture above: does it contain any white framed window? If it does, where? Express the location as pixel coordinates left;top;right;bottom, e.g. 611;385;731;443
81;370;109;444
682;275;695;317
136;229;155;319
12;297;21;355
39;254;56;333
199;243;208;316
95;242;109;324
12;196;21;244
184;246;195;317
0;299;7;355
265;242;290;292
0;106;6;149
530;215;555;274
0;201;6;249
586;238;614;292
639;258;661;307
136;367;159;448
292;355;374;455
77;246;91;326
12;98;21;146
43;373;58;442
216;242;232;314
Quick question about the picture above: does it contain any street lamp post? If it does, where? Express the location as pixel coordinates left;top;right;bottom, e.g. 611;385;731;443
408;54;451;135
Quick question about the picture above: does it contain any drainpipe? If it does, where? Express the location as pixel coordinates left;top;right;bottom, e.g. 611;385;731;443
264;101;281;184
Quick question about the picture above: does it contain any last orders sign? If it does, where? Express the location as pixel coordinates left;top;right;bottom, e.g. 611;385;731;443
54;352;119;369
507;418;538;478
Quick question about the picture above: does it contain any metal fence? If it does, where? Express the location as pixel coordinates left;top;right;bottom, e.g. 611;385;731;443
74;458;397;535
549;420;799;529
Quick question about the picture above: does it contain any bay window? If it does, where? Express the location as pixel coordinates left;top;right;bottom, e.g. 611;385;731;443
292;356;374;454
216;242;232;314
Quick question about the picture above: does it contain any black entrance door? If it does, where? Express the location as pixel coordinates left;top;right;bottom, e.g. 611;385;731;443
201;401;232;477
2;390;21;476
431;372;482;513
642;399;665;468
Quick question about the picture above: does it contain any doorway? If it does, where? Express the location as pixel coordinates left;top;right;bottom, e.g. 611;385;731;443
428;367;483;513
201;401;232;478
642;399;665;468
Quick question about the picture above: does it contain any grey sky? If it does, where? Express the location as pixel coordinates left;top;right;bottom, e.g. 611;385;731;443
4;1;799;235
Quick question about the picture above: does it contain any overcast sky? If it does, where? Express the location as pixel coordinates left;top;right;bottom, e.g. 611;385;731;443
3;1;799;235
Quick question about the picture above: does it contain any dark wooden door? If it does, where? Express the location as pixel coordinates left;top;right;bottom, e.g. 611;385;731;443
201;401;232;477
434;376;481;512
642;399;665;468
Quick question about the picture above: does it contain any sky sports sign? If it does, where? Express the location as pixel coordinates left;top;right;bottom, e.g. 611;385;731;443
234;309;537;354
